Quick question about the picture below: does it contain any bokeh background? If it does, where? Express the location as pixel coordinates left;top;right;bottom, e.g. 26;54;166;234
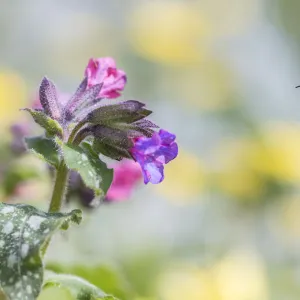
1;0;300;299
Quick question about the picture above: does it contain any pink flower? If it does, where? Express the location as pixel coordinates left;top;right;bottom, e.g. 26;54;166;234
106;160;142;201
84;57;127;99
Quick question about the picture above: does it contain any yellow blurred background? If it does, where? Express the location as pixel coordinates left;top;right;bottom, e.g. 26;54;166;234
1;0;300;299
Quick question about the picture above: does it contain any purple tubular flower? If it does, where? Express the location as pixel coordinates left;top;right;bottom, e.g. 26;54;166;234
130;129;178;184
84;57;127;99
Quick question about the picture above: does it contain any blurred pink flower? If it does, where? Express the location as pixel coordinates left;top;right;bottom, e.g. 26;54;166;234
84;57;127;99
106;160;142;201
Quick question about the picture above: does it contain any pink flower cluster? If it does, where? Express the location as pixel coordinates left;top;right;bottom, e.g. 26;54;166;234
84;57;178;188
83;58;142;201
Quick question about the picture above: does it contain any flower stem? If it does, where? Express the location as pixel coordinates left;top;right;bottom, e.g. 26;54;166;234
41;120;85;256
48;160;69;212
41;160;69;256
68;120;86;144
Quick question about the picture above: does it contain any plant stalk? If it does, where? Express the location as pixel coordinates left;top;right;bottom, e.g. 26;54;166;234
48;160;69;212
41;121;85;256
41;160;69;256
68;120;86;144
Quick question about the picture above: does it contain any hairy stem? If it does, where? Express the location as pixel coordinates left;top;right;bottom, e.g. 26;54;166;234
48;160;69;212
73;127;92;146
41;160;69;256
41;120;86;256
68;120;87;144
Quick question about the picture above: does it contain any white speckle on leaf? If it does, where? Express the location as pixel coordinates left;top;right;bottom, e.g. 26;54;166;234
26;285;32;294
28;216;44;230
12;232;20;238
88;171;94;177
0;240;4;247
17;292;21;298
21;244;29;258
7;254;17;268
81;154;88;161
1;207;14;214
23;231;30;238
43;228;49;234
3;222;14;234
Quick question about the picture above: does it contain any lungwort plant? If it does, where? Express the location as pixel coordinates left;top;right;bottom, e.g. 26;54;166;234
0;57;178;300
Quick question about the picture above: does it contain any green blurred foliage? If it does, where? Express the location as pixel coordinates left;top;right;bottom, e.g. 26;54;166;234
46;263;133;300
3;156;41;195
39;287;72;300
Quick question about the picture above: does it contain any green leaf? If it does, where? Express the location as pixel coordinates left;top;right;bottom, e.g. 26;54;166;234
60;140;113;198
23;108;63;137
38;285;73;300
25;136;60;168
0;202;82;300
46;264;134;300
43;272;118;300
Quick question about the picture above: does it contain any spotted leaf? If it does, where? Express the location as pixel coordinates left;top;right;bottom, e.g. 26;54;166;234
60;141;113;199
25;136;60;169
0;203;82;300
43;272;118;300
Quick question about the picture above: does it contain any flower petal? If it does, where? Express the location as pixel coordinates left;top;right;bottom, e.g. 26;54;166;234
106;160;142;201
130;130;178;184
84;57;127;99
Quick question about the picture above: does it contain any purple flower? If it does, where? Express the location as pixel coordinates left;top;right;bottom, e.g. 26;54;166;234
84;57;127;99
130;129;178;184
